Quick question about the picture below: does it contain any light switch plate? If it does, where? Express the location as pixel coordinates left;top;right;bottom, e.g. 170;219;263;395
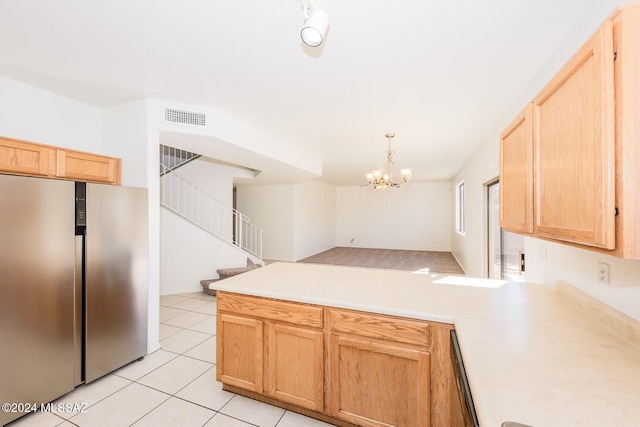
538;247;547;261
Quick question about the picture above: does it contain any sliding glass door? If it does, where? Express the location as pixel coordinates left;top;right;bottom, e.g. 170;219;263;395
487;180;525;281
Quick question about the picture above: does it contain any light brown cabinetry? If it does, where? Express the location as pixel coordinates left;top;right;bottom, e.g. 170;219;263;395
216;292;457;427
56;149;120;184
533;20;615;249
216;292;324;411
217;313;263;393
500;104;534;234
500;5;640;257
0;136;121;185
328;309;431;427
0;137;55;177
267;322;324;411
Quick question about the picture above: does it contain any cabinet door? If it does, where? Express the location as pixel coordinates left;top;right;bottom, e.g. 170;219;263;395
500;104;534;233
533;21;615;249
216;314;263;393
56;149;120;184
0;137;55;177
329;335;430;427
266;323;324;412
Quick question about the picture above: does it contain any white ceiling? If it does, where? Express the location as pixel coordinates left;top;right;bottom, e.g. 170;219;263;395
0;0;595;186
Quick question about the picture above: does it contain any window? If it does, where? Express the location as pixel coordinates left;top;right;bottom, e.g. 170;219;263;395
456;180;465;235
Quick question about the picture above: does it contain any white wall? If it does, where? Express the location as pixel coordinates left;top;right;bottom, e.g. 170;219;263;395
450;148;498;278
160;208;249;295
103;100;150;187
337;183;452;251
0;77;164;351
452;0;640;321
293;180;337;260
160;157;258;294
0;75;102;151
236;180;338;262
147;99;321;179
525;239;640;321
236;185;296;261
102;100;161;353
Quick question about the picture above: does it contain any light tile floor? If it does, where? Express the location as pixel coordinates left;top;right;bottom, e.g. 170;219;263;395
8;292;333;427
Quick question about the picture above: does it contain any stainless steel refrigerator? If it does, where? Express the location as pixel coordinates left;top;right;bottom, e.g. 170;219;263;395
0;174;148;425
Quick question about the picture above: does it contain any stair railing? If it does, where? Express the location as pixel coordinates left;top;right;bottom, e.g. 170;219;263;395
159;145;201;175
160;163;265;260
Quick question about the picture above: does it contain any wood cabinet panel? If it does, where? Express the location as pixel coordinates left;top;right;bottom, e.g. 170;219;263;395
56;149;120;184
217;292;323;410
217;292;323;328
532;21;615;249
329;335;430;427
216;292;455;427
499;9;640;254
0;136;121;185
0;137;55;177
216;313;263;393
500;104;533;233
610;5;640;258
266;323;324;411
429;323;457;427
329;308;429;349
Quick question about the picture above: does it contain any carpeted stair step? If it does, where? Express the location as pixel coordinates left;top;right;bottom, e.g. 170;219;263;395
200;258;262;295
200;279;219;296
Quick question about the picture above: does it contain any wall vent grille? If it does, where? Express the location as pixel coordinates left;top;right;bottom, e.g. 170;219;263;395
165;108;206;126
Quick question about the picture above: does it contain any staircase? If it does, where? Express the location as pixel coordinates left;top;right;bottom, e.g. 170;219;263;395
200;257;262;296
160;145;200;175
159;145;266;261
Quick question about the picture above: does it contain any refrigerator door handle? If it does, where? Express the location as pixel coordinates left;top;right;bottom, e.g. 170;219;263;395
74;235;84;386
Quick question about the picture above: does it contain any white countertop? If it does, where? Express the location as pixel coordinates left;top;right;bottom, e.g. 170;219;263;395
210;262;640;427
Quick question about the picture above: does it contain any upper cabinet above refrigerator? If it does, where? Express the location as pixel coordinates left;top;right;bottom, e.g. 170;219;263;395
0;136;122;185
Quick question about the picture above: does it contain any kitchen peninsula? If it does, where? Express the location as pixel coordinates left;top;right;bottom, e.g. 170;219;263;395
210;262;640;427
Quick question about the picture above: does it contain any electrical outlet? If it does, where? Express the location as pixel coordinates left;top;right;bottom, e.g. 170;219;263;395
598;262;610;286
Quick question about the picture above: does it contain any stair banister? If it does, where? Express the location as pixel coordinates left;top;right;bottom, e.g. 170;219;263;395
159;160;265;261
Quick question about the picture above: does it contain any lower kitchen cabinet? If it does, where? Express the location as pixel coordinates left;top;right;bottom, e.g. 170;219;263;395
216;292;324;411
216;313;264;393
329;334;430;427
216;292;456;427
267;322;324;411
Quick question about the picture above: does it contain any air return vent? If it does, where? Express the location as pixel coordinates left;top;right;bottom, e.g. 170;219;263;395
164;108;206;126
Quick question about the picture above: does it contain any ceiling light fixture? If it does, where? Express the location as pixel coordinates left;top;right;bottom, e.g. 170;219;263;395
365;133;412;189
300;0;329;47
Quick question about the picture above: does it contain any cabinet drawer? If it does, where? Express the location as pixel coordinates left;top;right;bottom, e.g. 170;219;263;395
217;292;323;328
329;309;430;348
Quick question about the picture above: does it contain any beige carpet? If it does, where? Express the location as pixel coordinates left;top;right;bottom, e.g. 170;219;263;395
298;247;464;275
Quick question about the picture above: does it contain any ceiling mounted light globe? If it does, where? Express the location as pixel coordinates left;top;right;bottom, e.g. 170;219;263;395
301;9;329;47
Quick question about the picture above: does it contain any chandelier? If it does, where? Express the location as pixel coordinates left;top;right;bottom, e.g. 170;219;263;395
365;133;412;189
